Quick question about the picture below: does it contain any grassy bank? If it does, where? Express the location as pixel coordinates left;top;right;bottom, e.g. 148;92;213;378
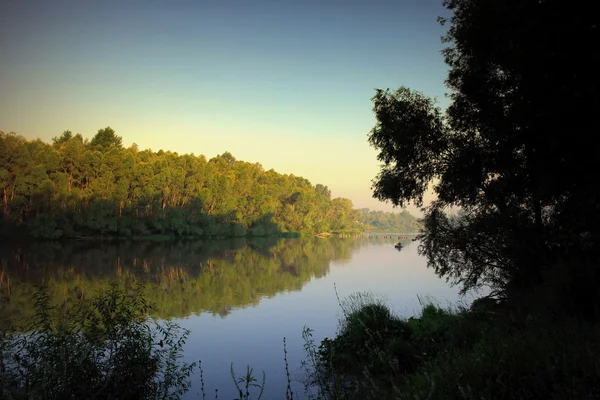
305;293;600;400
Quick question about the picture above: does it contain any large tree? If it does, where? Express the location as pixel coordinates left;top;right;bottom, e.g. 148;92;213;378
369;0;600;302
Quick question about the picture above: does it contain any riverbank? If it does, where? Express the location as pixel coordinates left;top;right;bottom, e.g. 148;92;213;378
307;294;600;400
0;228;418;243
0;230;307;243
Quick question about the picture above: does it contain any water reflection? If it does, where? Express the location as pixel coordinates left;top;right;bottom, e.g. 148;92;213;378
0;235;415;324
0;235;469;400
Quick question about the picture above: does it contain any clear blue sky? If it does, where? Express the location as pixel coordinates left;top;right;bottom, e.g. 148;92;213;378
0;0;451;215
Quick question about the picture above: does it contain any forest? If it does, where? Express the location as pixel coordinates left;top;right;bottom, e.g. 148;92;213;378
357;208;418;232
0;129;419;239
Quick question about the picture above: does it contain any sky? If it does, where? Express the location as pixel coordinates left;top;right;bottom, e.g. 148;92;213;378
0;0;451;216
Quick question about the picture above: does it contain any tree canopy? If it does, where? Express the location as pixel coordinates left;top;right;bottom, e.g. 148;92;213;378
90;127;123;151
0;130;418;239
357;208;421;233
369;0;600;314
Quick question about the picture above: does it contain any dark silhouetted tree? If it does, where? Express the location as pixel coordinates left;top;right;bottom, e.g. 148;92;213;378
369;0;600;307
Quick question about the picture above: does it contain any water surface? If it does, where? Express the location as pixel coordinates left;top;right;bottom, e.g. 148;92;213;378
0;235;468;399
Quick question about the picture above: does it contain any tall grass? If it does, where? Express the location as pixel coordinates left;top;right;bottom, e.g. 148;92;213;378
301;292;600;400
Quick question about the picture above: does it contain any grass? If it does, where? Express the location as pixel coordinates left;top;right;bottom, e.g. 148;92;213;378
303;292;600;400
403;318;600;400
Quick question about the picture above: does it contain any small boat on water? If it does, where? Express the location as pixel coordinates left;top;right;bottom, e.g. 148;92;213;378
394;242;403;249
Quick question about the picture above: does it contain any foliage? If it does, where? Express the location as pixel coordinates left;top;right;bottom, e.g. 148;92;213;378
0;283;294;400
403;316;600;400
311;294;465;398
230;364;266;400
0;130;419;239
356;208;420;232
318;297;415;387
368;0;600;310
0;284;197;400
306;294;600;400
89;127;123;151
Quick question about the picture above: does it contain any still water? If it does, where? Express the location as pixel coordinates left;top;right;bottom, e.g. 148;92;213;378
0;235;472;399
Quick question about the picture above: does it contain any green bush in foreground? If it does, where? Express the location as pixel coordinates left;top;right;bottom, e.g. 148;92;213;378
306;293;600;400
317;296;415;381
0;284;196;400
405;318;600;400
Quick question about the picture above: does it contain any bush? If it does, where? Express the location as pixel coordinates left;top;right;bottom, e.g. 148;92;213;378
306;294;600;400
231;224;247;237
28;214;63;239
314;293;416;399
320;303;414;370
403;317;600;400
0;284;196;400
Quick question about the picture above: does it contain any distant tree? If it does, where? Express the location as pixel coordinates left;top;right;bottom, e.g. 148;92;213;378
90;127;123;151
356;208;420;232
51;130;73;149
369;0;600;303
315;184;331;199
219;151;236;166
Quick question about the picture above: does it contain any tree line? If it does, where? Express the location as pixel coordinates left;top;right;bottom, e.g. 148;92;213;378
357;208;420;232
0;129;418;239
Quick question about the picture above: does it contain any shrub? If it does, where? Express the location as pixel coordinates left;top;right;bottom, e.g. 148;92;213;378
402;317;600;400
28;214;63;239
0;284;196;400
315;293;416;399
306;294;600;400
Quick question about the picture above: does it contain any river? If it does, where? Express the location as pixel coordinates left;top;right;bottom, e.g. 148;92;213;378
0;234;474;400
